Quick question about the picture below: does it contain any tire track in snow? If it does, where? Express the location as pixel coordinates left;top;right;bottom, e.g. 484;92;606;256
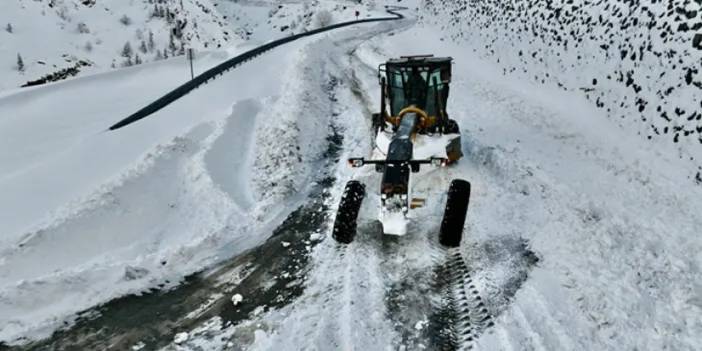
509;302;549;351
428;248;460;351
447;249;495;350
504;285;578;351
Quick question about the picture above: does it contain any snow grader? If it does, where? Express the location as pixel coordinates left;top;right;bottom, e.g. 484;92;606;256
332;55;471;247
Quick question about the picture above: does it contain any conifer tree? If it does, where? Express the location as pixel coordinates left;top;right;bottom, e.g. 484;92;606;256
121;41;133;58
16;53;25;72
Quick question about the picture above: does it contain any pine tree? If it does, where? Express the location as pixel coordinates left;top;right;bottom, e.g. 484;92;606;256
174;20;182;38
16;53;24;72
163;48;169;59
155;50;163;61
135;54;142;65
168;32;177;55
121;41;133;58
148;30;155;51
178;41;185;56
5;23;12;33
139;40;148;54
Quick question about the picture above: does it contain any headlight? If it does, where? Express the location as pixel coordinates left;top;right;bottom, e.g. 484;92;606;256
349;158;364;167
431;157;447;167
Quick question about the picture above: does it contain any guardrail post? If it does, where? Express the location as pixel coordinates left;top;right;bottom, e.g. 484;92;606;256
187;48;195;80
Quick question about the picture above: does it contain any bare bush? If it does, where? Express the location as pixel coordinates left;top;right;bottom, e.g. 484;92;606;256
77;22;89;34
314;10;333;28
119;15;132;26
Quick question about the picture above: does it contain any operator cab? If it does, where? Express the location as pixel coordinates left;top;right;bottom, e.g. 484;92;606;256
374;55;458;204
378;55;453;133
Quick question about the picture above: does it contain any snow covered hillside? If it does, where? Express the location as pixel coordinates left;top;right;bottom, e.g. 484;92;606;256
212;0;386;42
0;0;236;90
422;0;702;184
0;0;377;91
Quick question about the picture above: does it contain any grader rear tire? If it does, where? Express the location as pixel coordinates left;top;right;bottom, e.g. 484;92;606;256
332;181;366;244
439;179;471;247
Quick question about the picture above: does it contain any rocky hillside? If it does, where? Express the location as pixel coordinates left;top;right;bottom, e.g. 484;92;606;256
422;0;702;183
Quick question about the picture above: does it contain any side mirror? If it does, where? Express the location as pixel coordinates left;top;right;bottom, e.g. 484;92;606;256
411;163;420;173
375;164;385;173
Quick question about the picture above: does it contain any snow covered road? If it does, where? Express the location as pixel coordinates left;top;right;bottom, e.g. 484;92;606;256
0;17;408;348
2;4;701;351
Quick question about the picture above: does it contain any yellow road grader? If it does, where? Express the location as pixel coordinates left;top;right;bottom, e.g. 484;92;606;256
333;55;471;247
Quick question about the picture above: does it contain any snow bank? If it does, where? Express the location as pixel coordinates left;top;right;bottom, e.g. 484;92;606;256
0;31;327;344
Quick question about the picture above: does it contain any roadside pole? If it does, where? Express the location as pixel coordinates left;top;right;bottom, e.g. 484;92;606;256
187;48;194;80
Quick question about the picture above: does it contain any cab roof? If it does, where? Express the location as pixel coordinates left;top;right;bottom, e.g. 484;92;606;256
385;55;453;67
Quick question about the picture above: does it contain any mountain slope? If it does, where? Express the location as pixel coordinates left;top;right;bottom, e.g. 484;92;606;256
421;0;702;183
0;0;235;90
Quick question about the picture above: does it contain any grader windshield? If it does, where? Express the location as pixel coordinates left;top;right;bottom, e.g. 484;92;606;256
382;56;452;119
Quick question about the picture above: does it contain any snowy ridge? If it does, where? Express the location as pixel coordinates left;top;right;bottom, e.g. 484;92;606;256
0;0;389;91
422;0;702;183
0;0;235;90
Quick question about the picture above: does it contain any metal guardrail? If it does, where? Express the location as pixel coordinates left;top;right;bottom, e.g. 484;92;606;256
108;6;406;131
